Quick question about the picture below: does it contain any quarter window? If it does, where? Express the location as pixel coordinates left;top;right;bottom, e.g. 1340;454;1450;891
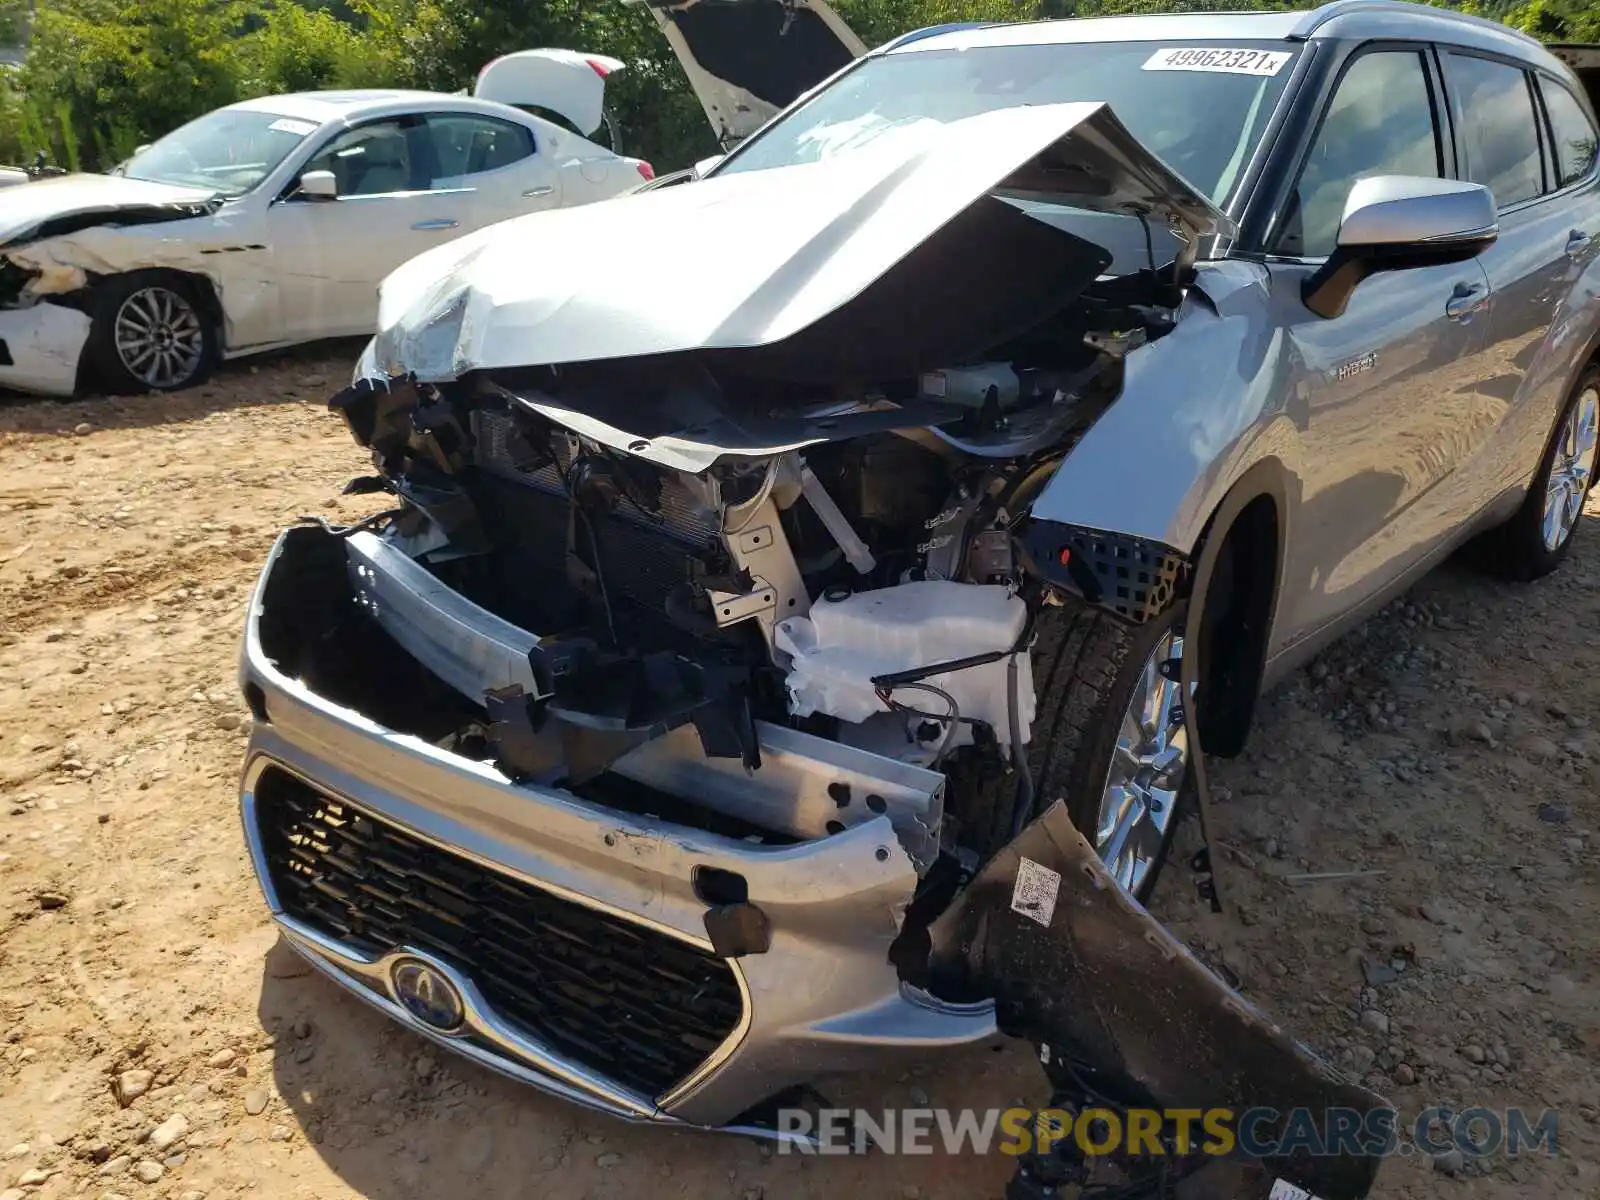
1445;54;1543;208
1540;78;1599;188
1276;51;1443;257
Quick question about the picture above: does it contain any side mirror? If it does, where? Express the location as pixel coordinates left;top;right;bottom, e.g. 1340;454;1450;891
297;170;339;201
692;154;725;180
1303;176;1497;319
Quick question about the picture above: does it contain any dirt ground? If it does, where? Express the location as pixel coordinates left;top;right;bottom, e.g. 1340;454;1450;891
0;348;1595;1200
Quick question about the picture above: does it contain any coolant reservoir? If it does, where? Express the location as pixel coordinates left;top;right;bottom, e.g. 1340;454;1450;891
775;581;1035;744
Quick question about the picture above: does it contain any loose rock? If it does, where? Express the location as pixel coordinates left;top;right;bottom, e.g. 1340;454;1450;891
114;1070;154;1107
146;1113;188;1152
242;1089;268;1116
132;1159;164;1183
1360;957;1399;986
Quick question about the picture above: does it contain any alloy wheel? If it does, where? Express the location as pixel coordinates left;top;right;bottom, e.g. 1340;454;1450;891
1094;628;1189;895
114;286;206;389
1541;385;1599;552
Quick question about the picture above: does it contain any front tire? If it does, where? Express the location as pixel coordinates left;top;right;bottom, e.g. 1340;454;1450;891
86;271;217;394
1480;366;1599;580
1012;599;1193;900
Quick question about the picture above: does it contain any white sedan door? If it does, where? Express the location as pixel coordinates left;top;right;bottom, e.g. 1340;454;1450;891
270;114;506;339
422;111;561;227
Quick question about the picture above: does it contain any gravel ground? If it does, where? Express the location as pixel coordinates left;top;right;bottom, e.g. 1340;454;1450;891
0;348;1595;1200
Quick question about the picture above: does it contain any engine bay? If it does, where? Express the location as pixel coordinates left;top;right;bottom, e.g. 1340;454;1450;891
327;268;1181;865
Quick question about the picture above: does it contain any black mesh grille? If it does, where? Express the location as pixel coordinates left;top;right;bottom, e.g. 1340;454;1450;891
254;767;744;1098
1022;522;1187;626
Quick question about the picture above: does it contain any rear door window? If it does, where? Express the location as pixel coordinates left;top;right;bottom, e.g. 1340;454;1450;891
423;115;536;187
1445;53;1544;207
1539;77;1599;188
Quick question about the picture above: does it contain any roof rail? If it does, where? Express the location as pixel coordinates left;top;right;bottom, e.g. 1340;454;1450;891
881;22;1000;51
1289;0;1542;47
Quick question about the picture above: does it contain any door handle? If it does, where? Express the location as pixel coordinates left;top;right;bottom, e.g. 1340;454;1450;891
523;185;554;198
1445;281;1487;324
1567;230;1594;261
411;218;459;231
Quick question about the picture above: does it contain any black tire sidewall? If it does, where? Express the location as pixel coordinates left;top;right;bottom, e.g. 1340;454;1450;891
1491;366;1599;579
1033;599;1192;901
87;272;217;394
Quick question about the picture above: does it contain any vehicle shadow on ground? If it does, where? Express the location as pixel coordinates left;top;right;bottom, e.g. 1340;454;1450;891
257;938;1026;1200
0;337;366;433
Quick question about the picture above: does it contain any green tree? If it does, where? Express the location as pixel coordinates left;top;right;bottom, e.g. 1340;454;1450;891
2;0;1590;174
1506;0;1600;41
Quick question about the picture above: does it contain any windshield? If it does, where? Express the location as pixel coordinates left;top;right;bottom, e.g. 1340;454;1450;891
121;109;319;196
715;40;1300;206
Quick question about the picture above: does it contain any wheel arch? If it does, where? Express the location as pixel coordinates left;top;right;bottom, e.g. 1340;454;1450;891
1185;458;1294;759
89;266;226;343
81;266;225;392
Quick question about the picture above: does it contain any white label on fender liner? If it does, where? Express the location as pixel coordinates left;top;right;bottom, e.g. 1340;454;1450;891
1268;1180;1317;1200
1143;47;1293;76
1011;857;1061;927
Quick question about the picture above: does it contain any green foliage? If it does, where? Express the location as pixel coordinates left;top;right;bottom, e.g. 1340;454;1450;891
0;0;1591;173
1505;0;1600;41
238;3;373;94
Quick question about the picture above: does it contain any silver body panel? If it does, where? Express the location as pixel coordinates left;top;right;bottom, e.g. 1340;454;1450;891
252;1;1600;1129
239;533;996;1129
368;101;1229;381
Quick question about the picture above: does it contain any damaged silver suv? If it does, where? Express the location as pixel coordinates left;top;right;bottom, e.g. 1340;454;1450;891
238;4;1600;1197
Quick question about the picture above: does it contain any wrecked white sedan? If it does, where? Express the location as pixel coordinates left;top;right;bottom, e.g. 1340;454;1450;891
0;49;653;396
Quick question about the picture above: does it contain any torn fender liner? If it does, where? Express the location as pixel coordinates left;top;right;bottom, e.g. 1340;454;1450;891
371;100;1233;381
0;173;221;249
634;0;867;146
916;803;1387;1200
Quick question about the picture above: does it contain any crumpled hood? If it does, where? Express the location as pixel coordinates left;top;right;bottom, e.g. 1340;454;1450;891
373;100;1232;382
0;173;221;250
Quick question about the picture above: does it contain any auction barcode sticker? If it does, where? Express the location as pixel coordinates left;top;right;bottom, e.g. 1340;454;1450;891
1143;47;1293;76
1011;857;1061;927
1268;1180;1317;1200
